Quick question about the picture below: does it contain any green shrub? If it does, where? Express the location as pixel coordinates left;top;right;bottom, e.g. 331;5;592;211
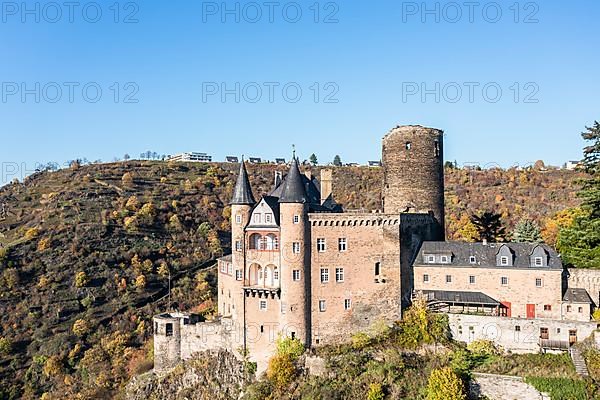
467;339;502;357
367;382;385;400
0;337;12;355
276;336;304;360
74;271;90;288
426;367;466;400
351;332;372;350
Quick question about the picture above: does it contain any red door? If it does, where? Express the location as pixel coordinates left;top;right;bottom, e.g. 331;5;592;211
526;304;535;319
501;302;511;317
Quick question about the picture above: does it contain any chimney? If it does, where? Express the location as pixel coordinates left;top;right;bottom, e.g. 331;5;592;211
320;169;333;204
274;171;282;188
482;239;488;246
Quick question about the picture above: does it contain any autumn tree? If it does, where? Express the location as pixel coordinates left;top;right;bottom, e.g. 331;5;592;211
558;121;600;268
426;367;466;400
512;218;542;243
471;211;506;242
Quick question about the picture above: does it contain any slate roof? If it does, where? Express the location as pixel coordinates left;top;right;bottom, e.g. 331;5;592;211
416;241;563;269
562;288;592;304
422;290;500;306
278;157;308;203
231;159;256;205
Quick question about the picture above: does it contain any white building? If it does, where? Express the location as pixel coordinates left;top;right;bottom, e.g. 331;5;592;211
167;152;212;163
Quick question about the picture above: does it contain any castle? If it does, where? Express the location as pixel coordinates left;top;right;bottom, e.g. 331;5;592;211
153;124;600;372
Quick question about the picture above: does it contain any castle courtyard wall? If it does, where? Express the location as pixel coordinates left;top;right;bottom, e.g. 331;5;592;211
448;314;598;352
568;268;600;307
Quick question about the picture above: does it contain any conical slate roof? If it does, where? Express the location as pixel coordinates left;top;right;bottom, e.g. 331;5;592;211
279;157;308;203
230;158;256;205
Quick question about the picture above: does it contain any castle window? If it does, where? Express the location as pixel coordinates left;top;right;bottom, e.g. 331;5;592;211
535;278;542;287
440;255;449;264
544;305;552;311
335;268;344;283
320;268;329;283
165;323;173;337
319;300;326;312
293;215;300;224
254;213;261;223
426;255;435;263
469;256;476;264
534;257;543;267
236;270;242;281
265;214;272;223
292;270;301;281
338;238;347;252
259;300;267;311
445;275;452;283
469;275;476;284
501;276;508;286
292;242;301;254
500;256;509;266
273;268;279;282
515;325;521;332
578;307;583;313
260;325;264;333
317;238;326;252
249;233;261;250
235;214;242;224
567;305;572;312
374;262;381;276
423;274;429;283
344;299;352;310
405;142;412;150
221;263;227;273
228;263;233;275
434;140;440;157
235;240;242;252
265;234;279;250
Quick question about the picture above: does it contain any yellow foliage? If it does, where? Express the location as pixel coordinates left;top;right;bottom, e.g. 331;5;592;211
37;276;50;289
541;208;584;248
135;275;147;289
592;308;600;321
157;262;170;277
74;271;90;288
426;367;466;400
72;319;91;337
24;227;40;240
266;354;296;389
37;237;51;251
121;172;134;186
125;195;140;211
43;355;64;378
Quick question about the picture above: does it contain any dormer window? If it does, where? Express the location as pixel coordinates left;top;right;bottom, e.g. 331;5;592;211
500;256;509;266
265;213;272;223
254;213;261;223
469;256;476;264
426;255;435;263
496;245;514;267
440;255;449;264
534;257;543;267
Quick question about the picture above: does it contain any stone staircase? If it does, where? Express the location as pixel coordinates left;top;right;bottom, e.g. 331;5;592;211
570;347;589;377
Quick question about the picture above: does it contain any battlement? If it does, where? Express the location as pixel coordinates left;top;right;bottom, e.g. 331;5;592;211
308;213;400;227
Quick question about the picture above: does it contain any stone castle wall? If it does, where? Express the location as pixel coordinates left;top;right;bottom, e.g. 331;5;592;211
448;314;598;353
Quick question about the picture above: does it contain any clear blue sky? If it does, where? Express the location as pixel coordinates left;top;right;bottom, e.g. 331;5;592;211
1;1;599;184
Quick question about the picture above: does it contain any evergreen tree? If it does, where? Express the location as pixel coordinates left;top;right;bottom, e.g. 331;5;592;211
333;155;342;167
558;121;600;268
309;153;318;166
512;218;542;243
471;212;506;242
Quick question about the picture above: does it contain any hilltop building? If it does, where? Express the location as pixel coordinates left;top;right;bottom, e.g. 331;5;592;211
153;125;599;373
167;152;212;163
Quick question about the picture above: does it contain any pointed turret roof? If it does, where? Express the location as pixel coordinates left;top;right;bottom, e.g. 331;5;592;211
279;156;308;203
231;158;256;205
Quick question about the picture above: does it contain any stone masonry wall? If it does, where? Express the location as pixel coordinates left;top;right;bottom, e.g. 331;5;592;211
568;268;600;308
448;314;598;352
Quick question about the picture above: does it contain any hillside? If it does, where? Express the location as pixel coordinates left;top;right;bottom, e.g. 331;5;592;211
0;161;585;399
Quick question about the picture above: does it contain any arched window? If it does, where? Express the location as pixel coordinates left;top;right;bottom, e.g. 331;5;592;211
265;234;279;250
249;263;261;286
249;233;262;250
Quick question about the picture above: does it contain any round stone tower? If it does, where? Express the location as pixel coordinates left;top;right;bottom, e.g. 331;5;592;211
278;157;311;346
382;125;445;234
